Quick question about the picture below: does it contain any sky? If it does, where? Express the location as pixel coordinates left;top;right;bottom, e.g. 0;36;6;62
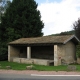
35;0;80;35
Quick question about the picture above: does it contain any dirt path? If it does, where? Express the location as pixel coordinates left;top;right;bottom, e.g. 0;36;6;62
0;70;80;75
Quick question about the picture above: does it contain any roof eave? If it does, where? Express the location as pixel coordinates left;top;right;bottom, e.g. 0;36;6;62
8;42;63;46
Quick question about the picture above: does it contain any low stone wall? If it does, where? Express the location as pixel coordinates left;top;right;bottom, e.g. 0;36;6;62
33;59;49;66
13;58;21;63
77;58;80;64
21;58;34;64
13;58;52;66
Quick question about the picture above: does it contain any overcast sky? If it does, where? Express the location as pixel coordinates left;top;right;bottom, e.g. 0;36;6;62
35;0;80;35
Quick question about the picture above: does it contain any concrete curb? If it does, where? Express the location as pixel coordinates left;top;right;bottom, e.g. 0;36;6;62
31;74;80;76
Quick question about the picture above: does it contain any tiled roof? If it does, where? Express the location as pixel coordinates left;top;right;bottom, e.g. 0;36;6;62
9;35;79;45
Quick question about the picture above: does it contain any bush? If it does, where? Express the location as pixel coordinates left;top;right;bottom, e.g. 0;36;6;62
76;43;80;58
0;53;8;61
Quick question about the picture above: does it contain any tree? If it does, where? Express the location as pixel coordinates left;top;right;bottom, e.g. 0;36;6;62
0;0;44;60
73;18;80;40
60;30;75;35
0;0;11;23
1;0;44;39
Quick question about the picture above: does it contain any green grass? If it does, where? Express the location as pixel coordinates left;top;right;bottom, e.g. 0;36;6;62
0;61;29;70
33;64;67;71
0;61;80;71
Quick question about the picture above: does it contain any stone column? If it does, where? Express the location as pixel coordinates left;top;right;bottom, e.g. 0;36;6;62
27;46;31;59
8;45;10;62
54;45;58;66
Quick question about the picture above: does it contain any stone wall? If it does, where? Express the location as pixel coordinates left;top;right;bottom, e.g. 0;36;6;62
57;41;76;65
64;41;76;64
8;45;27;62
8;45;20;62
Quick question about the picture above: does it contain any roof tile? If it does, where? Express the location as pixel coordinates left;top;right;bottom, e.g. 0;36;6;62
9;35;74;45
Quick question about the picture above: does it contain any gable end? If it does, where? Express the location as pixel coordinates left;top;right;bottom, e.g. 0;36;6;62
64;35;79;45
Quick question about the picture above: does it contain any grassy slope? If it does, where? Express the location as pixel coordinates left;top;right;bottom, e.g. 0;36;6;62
0;61;80;71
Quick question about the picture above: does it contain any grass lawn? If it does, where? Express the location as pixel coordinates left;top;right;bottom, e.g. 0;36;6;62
0;61;80;71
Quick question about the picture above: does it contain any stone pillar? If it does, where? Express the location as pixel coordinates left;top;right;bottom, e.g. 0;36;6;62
8;45;10;62
27;46;31;59
54;45;58;66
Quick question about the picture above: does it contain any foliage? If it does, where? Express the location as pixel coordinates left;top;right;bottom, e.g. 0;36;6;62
60;30;75;35
0;0;11;22
76;43;80;58
0;0;11;60
49;30;75;36
73;18;80;40
0;0;44;60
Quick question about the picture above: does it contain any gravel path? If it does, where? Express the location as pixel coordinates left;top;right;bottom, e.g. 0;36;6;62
0;70;80;75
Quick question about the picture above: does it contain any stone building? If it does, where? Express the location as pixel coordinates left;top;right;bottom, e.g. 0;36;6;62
8;35;79;66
